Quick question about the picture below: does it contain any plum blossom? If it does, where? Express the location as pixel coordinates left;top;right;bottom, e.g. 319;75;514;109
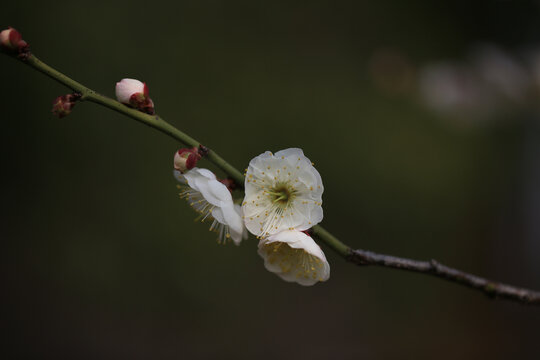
258;230;330;286
242;148;323;238
175;168;246;245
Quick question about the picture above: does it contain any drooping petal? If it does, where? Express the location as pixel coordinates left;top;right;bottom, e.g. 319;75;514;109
193;168;217;180
175;167;247;245
222;204;246;245
257;230;330;286
202;178;233;206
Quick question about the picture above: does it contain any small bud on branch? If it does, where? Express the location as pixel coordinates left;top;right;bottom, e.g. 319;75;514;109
174;147;201;173
51;93;81;118
0;27;30;58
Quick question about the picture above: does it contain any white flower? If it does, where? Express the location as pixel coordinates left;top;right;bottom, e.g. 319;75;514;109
115;78;147;104
258;230;330;286
242;148;323;238
175;168;247;245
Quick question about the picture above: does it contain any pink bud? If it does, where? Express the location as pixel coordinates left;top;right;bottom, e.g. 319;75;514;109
115;78;155;114
115;79;145;103
0;27;28;54
51;93;81;118
174;148;201;173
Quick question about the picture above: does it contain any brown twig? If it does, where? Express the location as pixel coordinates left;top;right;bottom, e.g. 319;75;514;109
347;248;540;305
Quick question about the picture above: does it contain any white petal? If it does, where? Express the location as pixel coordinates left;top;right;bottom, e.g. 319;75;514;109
211;206;226;224
247;151;273;173
198;179;232;207
182;168;204;192
222;204;245;245
274;148;305;159
257;230;330;286
115;78;144;103
193;168;217;181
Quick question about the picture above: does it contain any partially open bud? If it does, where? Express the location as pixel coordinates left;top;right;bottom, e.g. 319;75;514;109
51;93;81;118
0;27;29;54
115;78;155;115
173;147;201;173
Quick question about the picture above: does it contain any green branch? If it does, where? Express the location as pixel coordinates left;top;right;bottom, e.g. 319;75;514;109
7;51;540;305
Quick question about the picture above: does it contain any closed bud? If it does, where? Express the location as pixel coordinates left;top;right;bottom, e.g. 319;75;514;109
0;27;28;54
51;93;81;118
115;78;155;115
174;147;201;173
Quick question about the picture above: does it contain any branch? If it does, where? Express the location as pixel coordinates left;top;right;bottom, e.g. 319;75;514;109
311;226;540;304
349;249;540;304
23;54;245;187
4;49;540;306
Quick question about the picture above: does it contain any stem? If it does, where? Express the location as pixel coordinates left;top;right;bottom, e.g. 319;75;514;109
10;52;540;305
25;54;245;186
347;248;540;305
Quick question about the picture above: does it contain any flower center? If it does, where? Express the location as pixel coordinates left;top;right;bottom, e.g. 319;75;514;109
267;183;296;208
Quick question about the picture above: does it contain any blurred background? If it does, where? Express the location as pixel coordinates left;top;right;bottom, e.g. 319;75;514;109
1;0;540;359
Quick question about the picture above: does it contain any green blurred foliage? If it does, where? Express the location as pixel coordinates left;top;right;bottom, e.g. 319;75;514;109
1;1;539;359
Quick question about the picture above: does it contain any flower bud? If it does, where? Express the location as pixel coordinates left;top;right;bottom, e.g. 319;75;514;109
115;78;155;115
174;147;201;173
0;27;28;53
51;93;81;118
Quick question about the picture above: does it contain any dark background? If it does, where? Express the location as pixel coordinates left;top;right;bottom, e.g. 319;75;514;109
2;1;540;359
